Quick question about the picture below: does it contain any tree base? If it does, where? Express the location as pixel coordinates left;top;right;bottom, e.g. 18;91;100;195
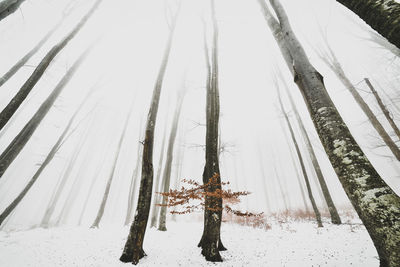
119;249;146;265
158;226;167;231
201;244;223;262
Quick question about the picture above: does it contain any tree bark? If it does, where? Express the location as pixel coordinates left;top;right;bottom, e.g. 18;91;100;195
364;78;400;141
90;102;134;228
0;47;91;179
119;5;179;265
318;42;400;161
197;0;224;262
277;86;323;227
158;89;185;231
0;0;25;22
336;0;400;49
0;83;92;226
279;73;341;224
0;0;102;132
258;0;400;265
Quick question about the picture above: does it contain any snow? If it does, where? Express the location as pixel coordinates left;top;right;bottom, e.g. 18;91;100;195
0;220;379;266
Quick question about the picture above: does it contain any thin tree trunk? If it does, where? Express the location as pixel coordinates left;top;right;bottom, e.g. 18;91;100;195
336;0;400;49
0;0;25;22
158;90;185;231
259;0;400;264
277;86;323;227
0;47;92;179
124;119;144;226
119;5;180;265
91;102;135;228
256;148;272;213
317;41;400;161
0;0;102;132
279;73;341;224
365;78;400;141
0;85;92;226
149;122;168;228
197;0;224;262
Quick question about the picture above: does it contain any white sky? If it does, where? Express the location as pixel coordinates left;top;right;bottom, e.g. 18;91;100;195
0;0;400;229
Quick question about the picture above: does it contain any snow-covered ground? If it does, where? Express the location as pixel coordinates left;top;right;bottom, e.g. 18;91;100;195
0;220;378;266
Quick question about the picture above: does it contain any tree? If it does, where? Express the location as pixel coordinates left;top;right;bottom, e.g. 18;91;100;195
158;80;186;231
258;0;400;265
364;78;400;141
0;46;92;179
277;71;342;224
276;82;323;227
0;0;103;132
336;0;400;49
0;0;26;22
197;0;225;262
119;3;180;264
316;38;400;161
0;83;94;226
91;101;135;228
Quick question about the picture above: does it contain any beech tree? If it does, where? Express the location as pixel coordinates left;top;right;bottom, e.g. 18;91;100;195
119;3;180;264
276;83;323;227
0;0;26;22
258;0;400;265
0;0;103;132
336;0;400;49
0;47;92;179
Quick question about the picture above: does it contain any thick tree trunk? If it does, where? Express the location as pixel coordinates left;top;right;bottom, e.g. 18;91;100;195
0;47;91;179
0;84;92;226
277;87;323;227
336;0;400;49
119;6;179;265
279;74;341;224
0;0;25;22
0;0;102;132
197;0;224;262
124;121;143;226
149;123;168;228
91;103;134;228
259;0;400;265
158;90;185;231
365;78;400;141
318;44;400;161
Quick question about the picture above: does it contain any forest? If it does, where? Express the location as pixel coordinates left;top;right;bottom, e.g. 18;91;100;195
0;0;400;266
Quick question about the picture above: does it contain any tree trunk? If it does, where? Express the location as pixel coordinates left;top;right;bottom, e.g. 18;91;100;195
0;0;25;22
158;90;185;231
318;42;400;161
277;86;323;227
336;0;400;49
124;120;144;226
0;0;102;132
279;73;341;224
119;5;179;265
0;47;91;179
0;84;92;226
197;0;224;262
149;123;168;228
365;78;400;141
259;0;400;265
91;102;134;228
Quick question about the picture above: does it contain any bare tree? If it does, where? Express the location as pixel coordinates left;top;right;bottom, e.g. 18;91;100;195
364;78;400;141
119;2;180;264
158;81;186;231
258;0;400;265
0;0;26;22
0;85;93;226
0;0;103;132
276;84;323;227
316;38;400;161
91;101;135;228
0;47;92;179
336;0;400;49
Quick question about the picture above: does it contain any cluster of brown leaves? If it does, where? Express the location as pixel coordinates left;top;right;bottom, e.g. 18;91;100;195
157;173;262;217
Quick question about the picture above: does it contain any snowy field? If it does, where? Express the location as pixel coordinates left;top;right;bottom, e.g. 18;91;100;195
0;220;378;267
